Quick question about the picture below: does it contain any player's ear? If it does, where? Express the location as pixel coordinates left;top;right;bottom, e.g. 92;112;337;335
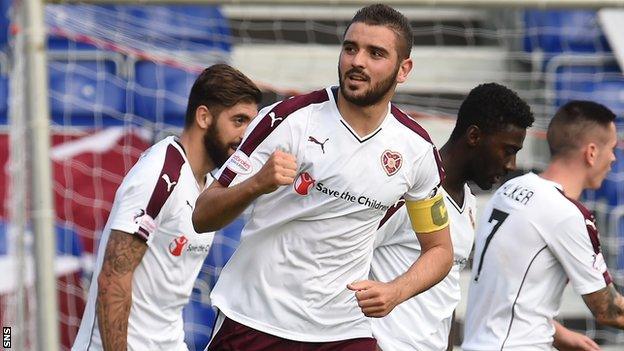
195;105;213;130
396;57;413;84
466;125;482;147
585;142;597;166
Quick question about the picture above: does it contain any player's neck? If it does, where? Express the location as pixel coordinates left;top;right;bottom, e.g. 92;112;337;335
439;142;467;204
337;91;390;137
540;159;585;200
179;130;214;188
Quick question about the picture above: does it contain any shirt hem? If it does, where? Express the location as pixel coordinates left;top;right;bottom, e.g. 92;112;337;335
213;301;373;342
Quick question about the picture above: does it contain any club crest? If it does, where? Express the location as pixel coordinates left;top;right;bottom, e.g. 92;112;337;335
381;150;402;176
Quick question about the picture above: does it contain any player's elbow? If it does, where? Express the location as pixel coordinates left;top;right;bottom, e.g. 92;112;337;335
192;209;209;232
441;245;454;275
96;269;118;297
192;207;220;232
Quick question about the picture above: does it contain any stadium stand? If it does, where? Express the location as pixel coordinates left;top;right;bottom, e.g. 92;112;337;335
1;3;623;349
0;72;7;125
48;52;127;126
132;60;197;126
523;10;612;57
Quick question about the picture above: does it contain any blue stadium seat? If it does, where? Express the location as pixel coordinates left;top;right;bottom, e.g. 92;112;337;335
203;217;245;287
0;74;8;125
55;221;83;257
47;38;100;51
0;220;7;255
554;65;624;113
112;5;231;52
49;59;127;126
183;299;216;351
596;178;622;207
46;5;231;53
524;10;611;54
613;207;624;272
200;217;245;290
584;81;624;117
0;220;83;256
46;4;113;51
220;217;245;243
556;78;624;117
0;0;10;49
182;217;245;350
133;61;198;126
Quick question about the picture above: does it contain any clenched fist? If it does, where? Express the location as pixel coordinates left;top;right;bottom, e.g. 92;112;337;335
348;280;403;318
253;149;297;194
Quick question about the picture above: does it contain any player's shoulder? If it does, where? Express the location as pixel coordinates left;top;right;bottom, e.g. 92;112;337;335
553;189;594;223
240;88;332;143
528;174;586;219
388;104;435;147
268;87;331;120
129;136;187;179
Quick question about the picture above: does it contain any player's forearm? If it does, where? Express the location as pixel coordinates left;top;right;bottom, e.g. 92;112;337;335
584;283;624;329
96;231;147;350
193;178;263;232
594;287;624;328
392;246;453;302
391;227;453;302
96;273;132;351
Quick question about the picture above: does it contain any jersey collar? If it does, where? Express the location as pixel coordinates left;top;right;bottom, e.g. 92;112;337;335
329;86;391;143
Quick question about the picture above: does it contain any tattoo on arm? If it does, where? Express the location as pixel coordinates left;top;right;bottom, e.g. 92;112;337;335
582;283;624;329
96;230;147;350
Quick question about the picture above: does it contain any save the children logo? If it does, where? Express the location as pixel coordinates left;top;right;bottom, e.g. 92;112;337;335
169;235;189;256
294;172;315;195
293;172;390;212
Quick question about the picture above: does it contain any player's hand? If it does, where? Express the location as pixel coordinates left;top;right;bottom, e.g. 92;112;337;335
347;280;402;318
553;328;601;351
253;149;297;194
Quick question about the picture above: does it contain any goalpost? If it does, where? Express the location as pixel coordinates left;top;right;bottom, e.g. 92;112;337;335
6;0;624;350
11;0;58;350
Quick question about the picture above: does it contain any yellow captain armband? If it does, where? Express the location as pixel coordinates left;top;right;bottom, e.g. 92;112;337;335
405;191;449;234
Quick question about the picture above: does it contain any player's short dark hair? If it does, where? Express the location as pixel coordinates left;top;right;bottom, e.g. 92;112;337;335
449;83;534;141
185;64;262;128
346;4;413;59
547;100;616;158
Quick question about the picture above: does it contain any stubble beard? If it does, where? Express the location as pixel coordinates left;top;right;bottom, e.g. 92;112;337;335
338;65;400;107
203;122;232;169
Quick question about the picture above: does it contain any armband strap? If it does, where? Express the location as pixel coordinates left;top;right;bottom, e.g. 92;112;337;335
405;191;449;234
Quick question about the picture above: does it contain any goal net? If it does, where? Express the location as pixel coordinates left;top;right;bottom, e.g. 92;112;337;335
1;1;622;349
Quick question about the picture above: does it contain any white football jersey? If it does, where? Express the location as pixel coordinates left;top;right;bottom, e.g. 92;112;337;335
210;87;444;342
370;185;476;351
463;172;612;351
73;136;215;351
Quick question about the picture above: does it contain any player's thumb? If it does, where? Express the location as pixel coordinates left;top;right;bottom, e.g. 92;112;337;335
347;280;373;291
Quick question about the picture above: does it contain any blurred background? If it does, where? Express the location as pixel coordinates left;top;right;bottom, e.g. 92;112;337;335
0;0;623;350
